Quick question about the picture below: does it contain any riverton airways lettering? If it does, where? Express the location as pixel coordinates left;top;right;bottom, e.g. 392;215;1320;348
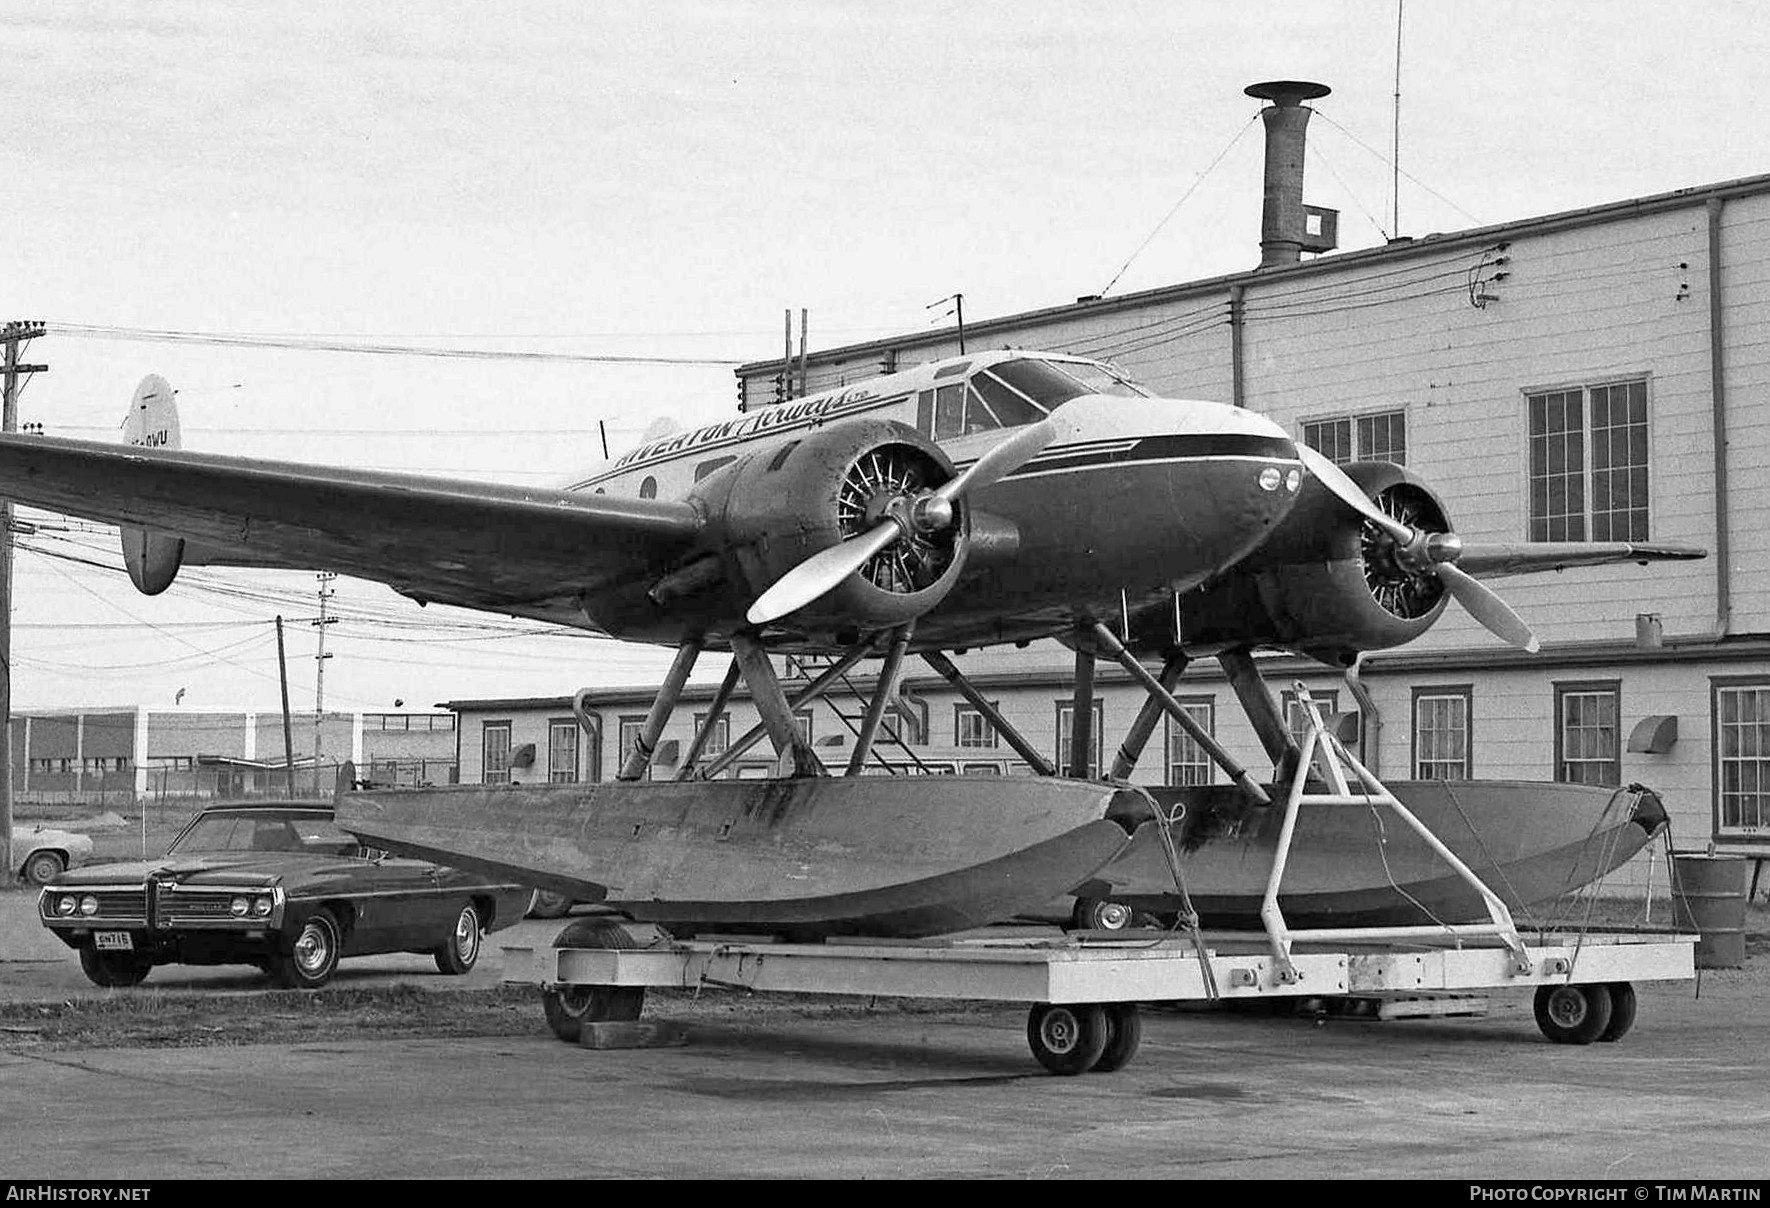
609;385;889;472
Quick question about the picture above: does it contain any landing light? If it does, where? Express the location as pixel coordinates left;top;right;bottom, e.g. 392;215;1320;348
1258;467;1282;492
1286;468;1302;492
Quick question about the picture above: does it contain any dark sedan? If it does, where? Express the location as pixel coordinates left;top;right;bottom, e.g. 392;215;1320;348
38;801;532;989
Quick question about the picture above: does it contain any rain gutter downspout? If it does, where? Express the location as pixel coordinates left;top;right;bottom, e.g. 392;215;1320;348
1343;654;1380;777
1708;196;1732;638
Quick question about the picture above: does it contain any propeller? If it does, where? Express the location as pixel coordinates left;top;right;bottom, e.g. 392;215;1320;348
1297;444;1541;654
747;419;1059;626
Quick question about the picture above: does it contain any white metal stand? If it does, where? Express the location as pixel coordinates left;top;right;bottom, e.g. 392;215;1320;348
1258;685;1534;983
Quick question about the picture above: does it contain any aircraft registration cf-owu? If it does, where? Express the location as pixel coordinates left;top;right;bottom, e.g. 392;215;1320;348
0;351;1702;938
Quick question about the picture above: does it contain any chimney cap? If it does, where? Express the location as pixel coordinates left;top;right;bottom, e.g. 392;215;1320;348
1245;80;1331;106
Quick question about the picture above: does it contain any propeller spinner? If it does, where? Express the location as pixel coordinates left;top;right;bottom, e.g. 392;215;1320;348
747;418;1060;626
1297;444;1541;654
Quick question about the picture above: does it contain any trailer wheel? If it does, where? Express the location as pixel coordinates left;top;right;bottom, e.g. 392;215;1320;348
1090;1003;1143;1073
1070;897;1134;932
1597;982;1637;1042
542;917;646;1044
1026;1003;1110;1075
1533;983;1614;1045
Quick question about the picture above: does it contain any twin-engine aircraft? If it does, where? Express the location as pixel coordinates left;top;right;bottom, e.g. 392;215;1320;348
0;351;1701;937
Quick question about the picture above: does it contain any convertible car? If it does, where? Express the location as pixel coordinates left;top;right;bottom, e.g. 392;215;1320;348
37;801;532;989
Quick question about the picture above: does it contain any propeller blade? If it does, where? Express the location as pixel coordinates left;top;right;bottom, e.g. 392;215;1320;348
1436;562;1540;653
1297;444;1415;545
931;418;1058;505
745;521;900;625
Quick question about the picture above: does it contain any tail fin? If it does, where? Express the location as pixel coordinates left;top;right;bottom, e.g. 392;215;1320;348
118;374;185;595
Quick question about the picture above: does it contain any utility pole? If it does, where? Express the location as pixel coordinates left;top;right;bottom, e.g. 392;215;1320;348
311;573;336;795
0;320;47;882
276;616;296;797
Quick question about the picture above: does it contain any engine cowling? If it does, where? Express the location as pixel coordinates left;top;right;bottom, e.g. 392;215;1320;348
1174;461;1453;666
669;419;971;638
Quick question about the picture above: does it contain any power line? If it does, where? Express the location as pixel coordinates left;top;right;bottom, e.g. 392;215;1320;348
48;322;746;367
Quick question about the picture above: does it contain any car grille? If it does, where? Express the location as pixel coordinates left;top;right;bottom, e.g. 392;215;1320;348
62;889;148;924
156;887;243;923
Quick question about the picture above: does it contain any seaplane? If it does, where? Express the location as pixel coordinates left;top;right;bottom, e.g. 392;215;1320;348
0;350;1701;939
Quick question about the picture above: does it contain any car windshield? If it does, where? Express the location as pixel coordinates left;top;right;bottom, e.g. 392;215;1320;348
168;812;360;857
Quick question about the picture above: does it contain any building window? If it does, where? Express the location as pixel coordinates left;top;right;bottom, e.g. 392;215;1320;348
1282;689;1339;747
618;715;649;780
481;721;512;785
1715;682;1770;834
955;704;997;749
1165;698;1216;786
1302;409;1406;466
1413;687;1472;780
1555;682;1621;787
693;712;731;755
1527;379;1649;542
1055;700;1105;777
880;696;927;747
548;720;579;784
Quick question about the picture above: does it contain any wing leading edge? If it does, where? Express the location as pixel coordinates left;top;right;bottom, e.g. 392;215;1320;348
0;434;704;618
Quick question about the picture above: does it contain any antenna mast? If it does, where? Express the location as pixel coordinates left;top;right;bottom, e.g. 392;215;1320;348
1392;0;1404;238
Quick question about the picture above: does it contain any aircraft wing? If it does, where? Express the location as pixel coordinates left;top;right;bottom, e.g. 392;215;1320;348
1456;540;1706;578
0;435;704;614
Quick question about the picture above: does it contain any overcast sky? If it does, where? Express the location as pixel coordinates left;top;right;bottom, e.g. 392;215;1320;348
2;0;1764;714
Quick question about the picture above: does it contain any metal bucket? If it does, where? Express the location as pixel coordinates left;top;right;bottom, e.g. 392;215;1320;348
1671;855;1748;969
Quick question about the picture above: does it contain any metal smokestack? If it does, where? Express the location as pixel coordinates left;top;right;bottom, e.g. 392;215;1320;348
1245;80;1332;268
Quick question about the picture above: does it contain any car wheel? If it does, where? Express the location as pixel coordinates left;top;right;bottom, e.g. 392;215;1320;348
434;902;483;975
272;908;343;990
22;850;65;887
526;889;575;919
78;945;152;988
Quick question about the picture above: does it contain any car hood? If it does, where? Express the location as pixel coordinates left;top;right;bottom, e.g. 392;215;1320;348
48;853;359;889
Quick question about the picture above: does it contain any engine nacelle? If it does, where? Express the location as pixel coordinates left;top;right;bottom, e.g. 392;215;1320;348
642;419;970;639
1173;461;1452;666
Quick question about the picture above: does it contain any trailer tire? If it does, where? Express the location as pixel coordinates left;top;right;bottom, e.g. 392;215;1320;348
542;917;646;1044
1026;1003;1110;1075
1090;1003;1143;1073
1533;983;1614;1045
1597;981;1637;1042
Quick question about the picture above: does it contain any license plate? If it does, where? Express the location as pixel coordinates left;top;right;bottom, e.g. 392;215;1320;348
93;931;134;951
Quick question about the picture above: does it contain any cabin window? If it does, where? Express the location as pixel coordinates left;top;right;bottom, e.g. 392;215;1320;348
548;719;579;784
639;476;658;500
954;704;997;749
1055;700;1105;777
1714;681;1770;835
1412;686;1472;780
933;383;966;440
969;372;1049;429
1526;379;1649;542
1554;681;1621;787
1164;698;1216;786
482;721;512;785
1301;409;1406;466
695;456;736;482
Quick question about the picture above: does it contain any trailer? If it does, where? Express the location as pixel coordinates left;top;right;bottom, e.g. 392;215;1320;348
505;921;1696;1074
504;692;1699;1074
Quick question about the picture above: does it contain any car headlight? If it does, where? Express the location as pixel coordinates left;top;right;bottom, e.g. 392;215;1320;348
229;896;250;917
56;895;77;916
79;895;98;917
252;896;273;917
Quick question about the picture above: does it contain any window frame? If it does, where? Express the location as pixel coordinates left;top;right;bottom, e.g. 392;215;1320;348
1712;676;1770;837
1300;407;1407;466
481;720;513;785
1411;685;1473;781
617;714;650;781
954;703;998;749
547;718;580;784
1553;680;1622;788
1163;696;1217;787
1054;699;1105;778
1523;376;1651;543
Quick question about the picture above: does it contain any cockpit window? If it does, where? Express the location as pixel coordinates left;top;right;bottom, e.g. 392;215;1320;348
990;357;1149;407
968;373;1049;430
